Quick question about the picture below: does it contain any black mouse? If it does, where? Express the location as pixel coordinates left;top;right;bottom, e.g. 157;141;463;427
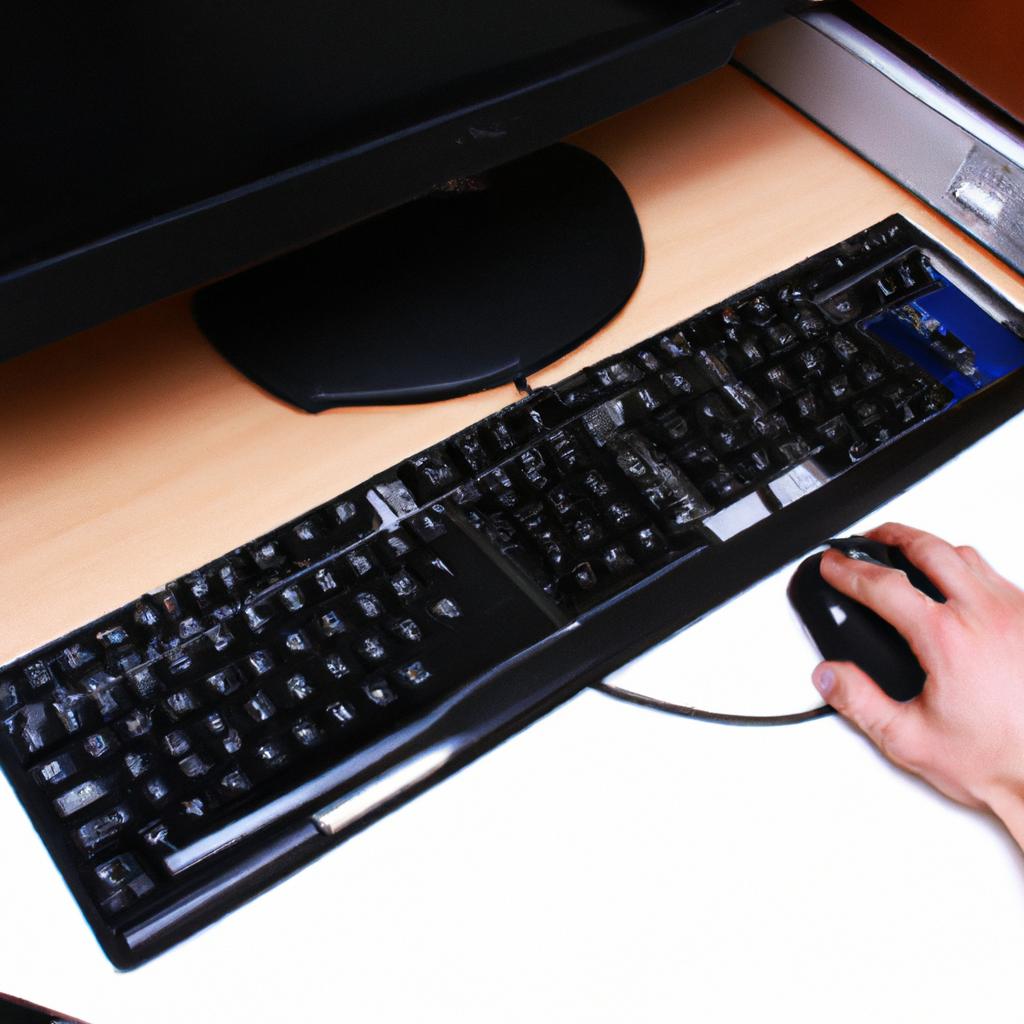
787;536;946;702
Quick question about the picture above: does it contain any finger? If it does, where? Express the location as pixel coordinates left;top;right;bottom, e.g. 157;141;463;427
820;548;937;640
864;522;980;600
812;660;909;751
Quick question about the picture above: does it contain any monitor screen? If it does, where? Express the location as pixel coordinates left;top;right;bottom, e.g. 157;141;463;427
1;0;786;362
7;2;711;274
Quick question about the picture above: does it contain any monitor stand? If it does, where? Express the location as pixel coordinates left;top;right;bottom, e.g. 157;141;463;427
193;144;644;411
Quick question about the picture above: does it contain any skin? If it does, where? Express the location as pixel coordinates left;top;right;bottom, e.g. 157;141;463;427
812;522;1024;852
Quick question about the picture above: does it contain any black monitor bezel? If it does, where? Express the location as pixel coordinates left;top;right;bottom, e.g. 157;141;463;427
0;0;791;363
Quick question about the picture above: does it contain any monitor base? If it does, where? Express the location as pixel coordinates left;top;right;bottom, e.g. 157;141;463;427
193;144;644;411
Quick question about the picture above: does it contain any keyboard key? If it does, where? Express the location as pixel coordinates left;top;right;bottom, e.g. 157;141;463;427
117;708;153;740
330;497;376;543
291;718;323;747
353;592;384;620
127;666;161;700
220;769;253;797
345;546;377;579
95;853;155;915
253;740;289;772
247;650;275;676
204;712;228;735
429;597;462;621
24;661;54;691
205;666;243;697
408;507;448;543
163;687;199;720
244;691;277;722
324;654;351;679
54;777;113;819
286;674;314;702
73;802;131;851
82;730;118;760
222;729;243;755
283;627;312;654
182;797;208;818
326;701;356;727
124;751;154;779
53;688;95;736
388;570;419;602
364;679;397;707
316;608;347;637
95;853;153;898
163;730;191;757
178;753;211;779
390;618;422;643
4;703;65;762
143;777;171;806
314;565;340;594
245;602;275;633
399;449;460;502
394;661;431;688
95;851;155;917
356;635;388;665
0;679;21;715
55;642;96;676
34;752;77;788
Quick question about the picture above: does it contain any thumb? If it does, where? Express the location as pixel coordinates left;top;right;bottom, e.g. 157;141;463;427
812;661;906;748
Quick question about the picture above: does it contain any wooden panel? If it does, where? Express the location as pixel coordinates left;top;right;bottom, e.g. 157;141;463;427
857;0;1024;121
2;66;1023;663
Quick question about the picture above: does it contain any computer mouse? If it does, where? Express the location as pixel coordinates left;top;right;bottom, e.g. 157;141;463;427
787;536;946;702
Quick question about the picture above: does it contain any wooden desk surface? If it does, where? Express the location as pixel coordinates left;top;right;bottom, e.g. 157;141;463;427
3;66;1023;665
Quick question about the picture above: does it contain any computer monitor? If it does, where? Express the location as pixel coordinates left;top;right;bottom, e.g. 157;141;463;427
4;0;790;409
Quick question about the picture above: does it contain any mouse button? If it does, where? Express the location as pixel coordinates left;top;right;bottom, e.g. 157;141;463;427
787;551;825;596
787;554;847;629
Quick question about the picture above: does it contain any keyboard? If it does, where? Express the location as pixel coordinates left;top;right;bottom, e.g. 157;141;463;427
3;215;1024;967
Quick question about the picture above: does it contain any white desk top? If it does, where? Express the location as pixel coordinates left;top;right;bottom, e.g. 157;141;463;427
3;410;1023;1023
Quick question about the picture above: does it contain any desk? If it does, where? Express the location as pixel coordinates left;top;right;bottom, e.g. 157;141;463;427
2;67;1023;1022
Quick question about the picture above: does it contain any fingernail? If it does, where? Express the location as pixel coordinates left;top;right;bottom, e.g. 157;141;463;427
813;667;836;698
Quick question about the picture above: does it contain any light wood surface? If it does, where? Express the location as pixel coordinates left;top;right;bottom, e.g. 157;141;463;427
2;66;1023;665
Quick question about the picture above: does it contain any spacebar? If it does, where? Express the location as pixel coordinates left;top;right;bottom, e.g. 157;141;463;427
162;757;375;875
163;619;557;875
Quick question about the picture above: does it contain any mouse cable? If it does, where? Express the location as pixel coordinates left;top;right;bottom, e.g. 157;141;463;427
591;680;835;726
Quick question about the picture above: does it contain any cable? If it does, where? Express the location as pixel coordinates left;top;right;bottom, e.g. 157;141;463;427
591;680;835;727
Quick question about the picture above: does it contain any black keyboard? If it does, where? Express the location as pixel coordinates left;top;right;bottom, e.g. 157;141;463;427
3;216;1024;967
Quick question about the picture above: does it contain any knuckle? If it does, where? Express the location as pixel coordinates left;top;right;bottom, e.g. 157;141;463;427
877;569;912;601
912;590;942;623
880;720;926;772
846;569;877;604
821;553;857;592
906;533;944;562
924;604;957;648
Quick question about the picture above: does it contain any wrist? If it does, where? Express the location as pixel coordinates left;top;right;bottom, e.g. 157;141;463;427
983;784;1024;851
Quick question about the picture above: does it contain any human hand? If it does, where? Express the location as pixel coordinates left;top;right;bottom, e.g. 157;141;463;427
813;522;1024;850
